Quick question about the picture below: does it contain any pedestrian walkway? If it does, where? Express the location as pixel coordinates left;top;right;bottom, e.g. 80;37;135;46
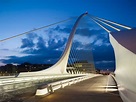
24;76;123;102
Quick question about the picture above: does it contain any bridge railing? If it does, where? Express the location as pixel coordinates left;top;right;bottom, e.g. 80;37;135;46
0;74;89;94
36;74;100;96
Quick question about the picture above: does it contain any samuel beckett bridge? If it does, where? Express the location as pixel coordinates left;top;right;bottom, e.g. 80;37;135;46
0;12;136;102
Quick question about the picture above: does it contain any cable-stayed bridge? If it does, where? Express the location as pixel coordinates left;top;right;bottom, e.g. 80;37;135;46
0;12;136;102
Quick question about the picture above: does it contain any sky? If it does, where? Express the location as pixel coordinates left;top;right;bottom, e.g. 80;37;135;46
0;0;136;71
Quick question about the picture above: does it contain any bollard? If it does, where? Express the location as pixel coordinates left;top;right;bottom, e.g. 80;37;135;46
35;84;49;96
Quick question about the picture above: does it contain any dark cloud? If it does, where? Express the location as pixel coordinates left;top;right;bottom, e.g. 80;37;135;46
48;38;67;49
53;25;72;33
1;55;60;64
52;25;106;38
1;25;115;71
0;49;9;51
72;41;92;51
36;37;46;50
76;28;104;37
21;38;35;48
51;25;110;48
20;33;37;48
1;31;68;64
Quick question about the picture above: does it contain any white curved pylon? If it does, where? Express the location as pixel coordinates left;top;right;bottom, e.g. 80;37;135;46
109;30;136;102
90;15;136;102
19;13;88;77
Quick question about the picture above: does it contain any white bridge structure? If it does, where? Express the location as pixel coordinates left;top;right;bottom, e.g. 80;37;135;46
88;15;136;102
0;13;136;102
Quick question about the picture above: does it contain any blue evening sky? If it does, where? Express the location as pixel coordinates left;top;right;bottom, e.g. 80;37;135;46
0;0;136;70
0;0;136;39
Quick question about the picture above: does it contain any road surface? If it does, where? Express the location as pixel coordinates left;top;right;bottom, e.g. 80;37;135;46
21;75;123;102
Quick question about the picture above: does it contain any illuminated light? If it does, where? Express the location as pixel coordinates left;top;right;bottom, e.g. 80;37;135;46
0;81;3;85
36;87;49;96
106;88;118;92
23;78;32;81
14;79;23;83
2;80;14;83
98;85;117;88
92;88;118;92
52;84;62;91
62;83;69;88
118;86;125;91
33;77;38;80
69;81;74;85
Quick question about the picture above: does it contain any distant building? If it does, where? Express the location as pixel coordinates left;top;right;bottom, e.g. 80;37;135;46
73;60;96;73
17;62;53;72
0;62;53;76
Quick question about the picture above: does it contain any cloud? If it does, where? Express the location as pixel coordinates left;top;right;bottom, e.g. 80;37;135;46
48;38;67;50
1;24;114;70
76;28;103;37
53;25;72;33
1;29;69;64
0;49;9;51
21;38;35;48
51;26;110;48
36;36;46;50
1;54;61;64
20;33;38;48
94;39;103;46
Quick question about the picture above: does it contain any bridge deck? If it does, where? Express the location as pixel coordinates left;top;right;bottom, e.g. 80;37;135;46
22;76;123;102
